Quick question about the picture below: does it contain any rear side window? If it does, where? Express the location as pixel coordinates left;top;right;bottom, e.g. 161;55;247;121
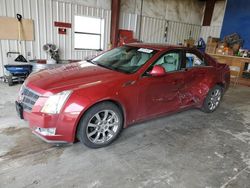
185;52;206;68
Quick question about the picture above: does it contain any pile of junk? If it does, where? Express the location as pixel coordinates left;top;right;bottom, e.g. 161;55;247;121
3;43;60;86
1;14;62;86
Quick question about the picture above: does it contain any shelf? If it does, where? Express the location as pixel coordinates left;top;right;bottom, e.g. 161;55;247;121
237;78;250;87
209;53;250;86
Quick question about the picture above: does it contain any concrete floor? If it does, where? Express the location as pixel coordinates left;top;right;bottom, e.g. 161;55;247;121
0;83;250;188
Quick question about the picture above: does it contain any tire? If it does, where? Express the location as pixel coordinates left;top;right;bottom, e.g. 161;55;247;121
202;85;222;113
7;75;14;86
77;102;124;148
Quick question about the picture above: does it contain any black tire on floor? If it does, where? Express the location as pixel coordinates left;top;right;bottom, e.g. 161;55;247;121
202;85;223;113
77;102;123;148
7;75;14;86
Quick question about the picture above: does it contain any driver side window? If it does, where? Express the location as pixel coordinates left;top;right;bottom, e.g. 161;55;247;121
153;52;181;72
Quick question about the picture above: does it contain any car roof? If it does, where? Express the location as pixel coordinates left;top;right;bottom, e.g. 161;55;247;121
126;43;189;51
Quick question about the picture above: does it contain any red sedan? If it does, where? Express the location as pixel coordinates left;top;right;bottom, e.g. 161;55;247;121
16;43;230;148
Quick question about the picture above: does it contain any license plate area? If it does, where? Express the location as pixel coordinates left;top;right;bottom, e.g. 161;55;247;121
15;101;24;119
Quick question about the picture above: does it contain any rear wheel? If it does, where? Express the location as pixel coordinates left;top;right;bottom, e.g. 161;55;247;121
202;85;222;113
77;102;123;148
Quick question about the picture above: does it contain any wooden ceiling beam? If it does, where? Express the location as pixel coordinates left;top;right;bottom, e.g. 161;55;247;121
202;0;216;26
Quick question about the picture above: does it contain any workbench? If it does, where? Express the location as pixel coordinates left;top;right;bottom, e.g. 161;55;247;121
209;53;250;87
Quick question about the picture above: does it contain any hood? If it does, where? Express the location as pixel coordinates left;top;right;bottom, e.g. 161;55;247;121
26;61;125;94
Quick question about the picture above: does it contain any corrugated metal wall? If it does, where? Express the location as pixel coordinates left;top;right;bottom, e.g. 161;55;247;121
119;12;138;36
0;0;111;77
140;16;166;43
0;0;225;77
200;26;222;42
119;13;201;45
167;21;201;45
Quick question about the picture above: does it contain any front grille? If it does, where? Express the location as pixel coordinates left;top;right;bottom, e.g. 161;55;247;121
20;86;40;111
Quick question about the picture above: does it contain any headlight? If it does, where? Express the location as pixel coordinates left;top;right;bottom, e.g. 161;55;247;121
41;90;72;114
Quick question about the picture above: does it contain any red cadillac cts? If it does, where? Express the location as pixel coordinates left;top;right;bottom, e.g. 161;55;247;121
16;43;230;148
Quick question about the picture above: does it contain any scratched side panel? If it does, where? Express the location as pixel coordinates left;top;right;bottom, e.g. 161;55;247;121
180;67;218;108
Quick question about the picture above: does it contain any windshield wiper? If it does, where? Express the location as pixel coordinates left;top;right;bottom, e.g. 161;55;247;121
86;59;96;64
86;59;112;70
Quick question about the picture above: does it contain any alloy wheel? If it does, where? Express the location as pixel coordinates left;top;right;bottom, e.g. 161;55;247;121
207;89;221;111
86;110;120;144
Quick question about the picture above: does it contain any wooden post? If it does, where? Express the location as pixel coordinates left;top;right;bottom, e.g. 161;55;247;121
202;0;216;26
110;0;120;48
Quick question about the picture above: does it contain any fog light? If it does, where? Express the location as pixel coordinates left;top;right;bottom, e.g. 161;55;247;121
35;127;56;136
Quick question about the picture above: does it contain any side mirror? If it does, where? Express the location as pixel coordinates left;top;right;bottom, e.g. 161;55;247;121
149;65;166;77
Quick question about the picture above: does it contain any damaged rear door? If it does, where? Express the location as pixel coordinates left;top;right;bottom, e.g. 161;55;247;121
179;49;216;107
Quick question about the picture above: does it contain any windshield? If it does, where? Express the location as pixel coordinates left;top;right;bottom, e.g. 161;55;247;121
91;46;156;74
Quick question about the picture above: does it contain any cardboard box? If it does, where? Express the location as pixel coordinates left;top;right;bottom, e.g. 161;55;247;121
206;46;217;54
184;39;195;47
207;37;220;44
205;42;217;54
207;43;218;48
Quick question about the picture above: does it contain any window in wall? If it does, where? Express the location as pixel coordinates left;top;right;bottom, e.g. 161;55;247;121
74;16;104;50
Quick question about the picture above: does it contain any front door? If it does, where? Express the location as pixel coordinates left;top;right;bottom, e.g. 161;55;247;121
137;50;185;119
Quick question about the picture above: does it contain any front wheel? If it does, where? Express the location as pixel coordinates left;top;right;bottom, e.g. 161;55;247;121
202;85;222;113
77;102;123;148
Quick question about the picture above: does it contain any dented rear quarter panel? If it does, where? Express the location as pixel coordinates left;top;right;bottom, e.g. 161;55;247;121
205;53;231;91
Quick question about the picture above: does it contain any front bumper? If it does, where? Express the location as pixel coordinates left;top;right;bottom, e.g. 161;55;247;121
32;130;68;144
16;101;81;143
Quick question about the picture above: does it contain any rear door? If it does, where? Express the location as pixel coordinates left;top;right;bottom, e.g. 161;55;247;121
179;49;216;106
